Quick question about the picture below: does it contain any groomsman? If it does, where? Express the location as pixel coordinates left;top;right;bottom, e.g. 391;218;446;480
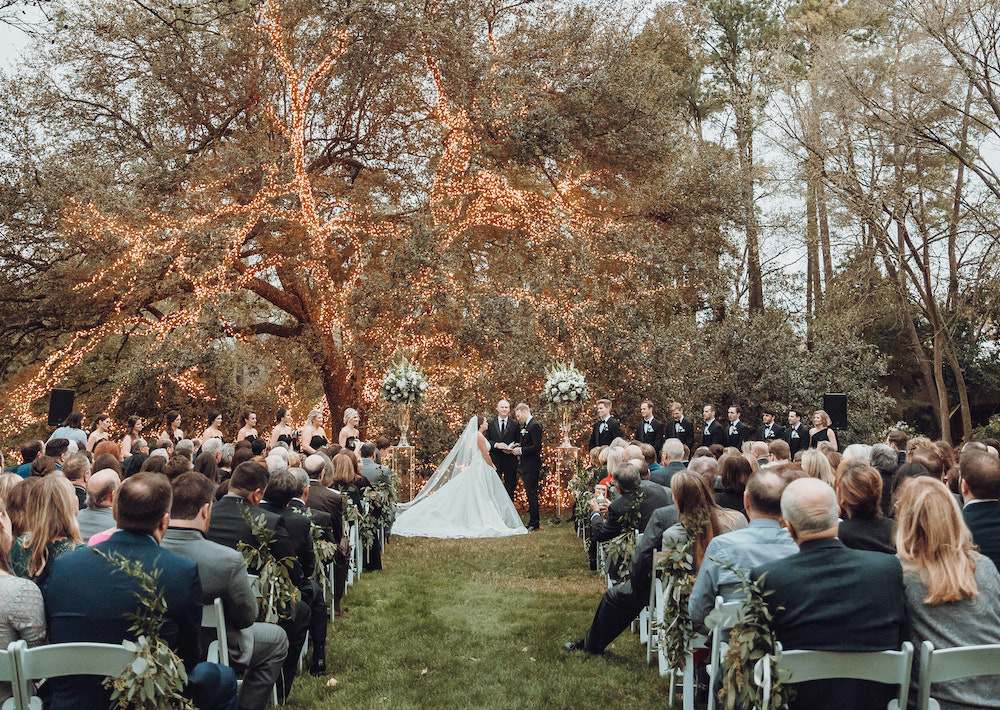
726;405;750;449
701;405;726;448
588;399;623;450
785;408;808;459
486;399;520;500
633;400;666;453
755;408;786;442
513;403;543;531
667;402;695;451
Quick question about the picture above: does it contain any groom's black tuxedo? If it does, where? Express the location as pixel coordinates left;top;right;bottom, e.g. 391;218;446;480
487;416;520;500
518;417;543;529
633;418;666;454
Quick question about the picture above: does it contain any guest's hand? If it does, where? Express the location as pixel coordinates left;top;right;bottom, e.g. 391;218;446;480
588;498;606;514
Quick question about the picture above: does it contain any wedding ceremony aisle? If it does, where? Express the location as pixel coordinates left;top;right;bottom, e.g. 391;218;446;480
284;518;673;709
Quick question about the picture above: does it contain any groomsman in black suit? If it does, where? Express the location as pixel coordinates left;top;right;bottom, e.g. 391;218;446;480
667;402;695;451
633;400;666;454
513;403;543;531
755;408;786;442
725;405;750;449
785;408;808;459
588;399;623;450
701;404;725;448
486;399;520;500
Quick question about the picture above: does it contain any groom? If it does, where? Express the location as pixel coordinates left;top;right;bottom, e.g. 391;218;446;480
512;402;543;531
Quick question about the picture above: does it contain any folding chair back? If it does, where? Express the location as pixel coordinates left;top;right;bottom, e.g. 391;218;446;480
917;641;1000;710
201;597;229;666
0;641;19;710
12;641;137;710
707;596;744;710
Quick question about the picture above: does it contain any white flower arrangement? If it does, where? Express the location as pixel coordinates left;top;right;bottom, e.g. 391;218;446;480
380;358;428;406
542;363;588;404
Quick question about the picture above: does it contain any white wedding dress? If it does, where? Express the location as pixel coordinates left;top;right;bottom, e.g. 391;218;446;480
392;418;528;538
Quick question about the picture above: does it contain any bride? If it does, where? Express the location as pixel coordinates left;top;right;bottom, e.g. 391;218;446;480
392;416;528;538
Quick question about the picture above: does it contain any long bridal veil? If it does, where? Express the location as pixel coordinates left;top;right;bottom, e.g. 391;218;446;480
396;417;481;511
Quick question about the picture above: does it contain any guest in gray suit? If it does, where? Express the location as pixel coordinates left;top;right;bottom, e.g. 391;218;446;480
76;468;119;541
162;473;289;710
359;442;392;486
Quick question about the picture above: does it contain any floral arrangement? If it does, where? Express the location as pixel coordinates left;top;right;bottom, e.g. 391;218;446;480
96;550;194;710
879;420;918;440
380;358;428;405
542;362;588;404
237;507;300;623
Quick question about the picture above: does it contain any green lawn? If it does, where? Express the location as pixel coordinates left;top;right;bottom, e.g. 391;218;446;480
284;517;675;709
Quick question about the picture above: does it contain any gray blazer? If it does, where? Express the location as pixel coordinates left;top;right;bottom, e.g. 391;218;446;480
360;458;391;486
76;507;115;541
160;527;258;662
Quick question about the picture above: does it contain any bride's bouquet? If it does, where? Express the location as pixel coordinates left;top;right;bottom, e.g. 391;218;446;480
542;362;588;404
380;358;428;406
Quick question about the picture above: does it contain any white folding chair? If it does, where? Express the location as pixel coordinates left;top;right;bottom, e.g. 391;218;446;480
645;551;664;667
706;596;743;710
916;641;1000;710
346;522;360;585
11;640;138;710
656;576;709;710
755;641;914;710
201;597;229;666
327;560;337;620
0;641;19;710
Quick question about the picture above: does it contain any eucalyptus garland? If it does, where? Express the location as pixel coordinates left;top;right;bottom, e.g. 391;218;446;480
567;461;596;548
654;514;707;672
295;508;338;592
602;491;644;581
709;566;789;710
95;550;194;710
237;507;301;623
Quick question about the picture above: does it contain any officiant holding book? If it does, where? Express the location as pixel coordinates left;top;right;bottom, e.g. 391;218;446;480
487;399;520;500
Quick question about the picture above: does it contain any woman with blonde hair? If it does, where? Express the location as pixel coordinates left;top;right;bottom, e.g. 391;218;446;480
809;409;838;451
598;446;625;491
10;475;83;584
339;408;361;452
802;449;835;486
300;409;328;455
895;476;1000;708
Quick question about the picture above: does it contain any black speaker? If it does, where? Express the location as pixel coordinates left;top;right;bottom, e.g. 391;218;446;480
824;393;848;429
47;389;75;427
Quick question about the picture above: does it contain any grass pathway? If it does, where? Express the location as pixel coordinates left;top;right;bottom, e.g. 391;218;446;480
285;517;673;709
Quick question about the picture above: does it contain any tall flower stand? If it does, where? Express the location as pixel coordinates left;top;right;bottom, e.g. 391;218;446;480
392;445;415;503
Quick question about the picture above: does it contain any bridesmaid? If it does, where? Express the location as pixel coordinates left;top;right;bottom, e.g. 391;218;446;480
300;409;328;454
339;408;361;453
120;416;143;461
809;410;838;451
236;410;258;443
160;410;183;444
87;414;111;451
269;408;296;449
201;411;225;441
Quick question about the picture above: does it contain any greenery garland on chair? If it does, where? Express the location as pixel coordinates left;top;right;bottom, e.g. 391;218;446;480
359;479;395;551
95;550;195;710
295;509;337;592
237;507;300;623
602;491;644;581
567;460;596;545
654;514;707;672
707;566;789;710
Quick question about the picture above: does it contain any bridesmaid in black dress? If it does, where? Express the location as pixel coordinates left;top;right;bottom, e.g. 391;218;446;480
339;408;361;453
236;410;258;443
269;408;297;449
300;409;328;454
809;409;839;451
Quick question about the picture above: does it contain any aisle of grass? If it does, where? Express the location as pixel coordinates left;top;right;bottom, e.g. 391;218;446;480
285;516;673;709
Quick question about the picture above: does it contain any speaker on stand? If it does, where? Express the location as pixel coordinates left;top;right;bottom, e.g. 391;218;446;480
823;393;848;430
47;389;75;427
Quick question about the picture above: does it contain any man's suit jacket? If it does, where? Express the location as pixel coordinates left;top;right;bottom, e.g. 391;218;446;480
44;530;204;708
592;485;670;543
752;538;907;710
305;481;344;542
486;417;519;472
360;458;392;486
725;421;750;449
588;417;623;450
650;461;685;488
76;506;115;541
161;527;259;662
259;500;316;580
667;417;695;450
634;418;666;454
701;419;725;448
627;503;680;598
785;423;808;458
290;499;335;542
964;501;1000;570
207;495;310;599
518;418;543;474
755;423;786;442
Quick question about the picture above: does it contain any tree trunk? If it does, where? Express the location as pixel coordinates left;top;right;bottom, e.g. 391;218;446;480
932;330;952;444
735;106;764;313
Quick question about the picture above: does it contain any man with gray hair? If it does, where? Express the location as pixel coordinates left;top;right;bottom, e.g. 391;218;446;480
751;479;906;710
63;452;92;509
265;454;288;475
653;438;686;487
687;455;720;491
842;443;872;464
200;437;223;462
174;438;195;461
870;443;899;516
77;468;120;540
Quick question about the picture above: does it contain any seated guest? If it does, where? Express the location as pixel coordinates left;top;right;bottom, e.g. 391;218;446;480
0;474;21;504
639;443;660;476
887;429;909;466
767;439;791;466
161;473;289;710
30;455;57;478
659;470;723;566
716;455;752;517
801;449;835;486
16;440;44;479
689;469;799;627
207;462;310;702
303;454;347;616
76;468;119;541
961;450;1000;570
841;443;872;464
589;463;664;580
359;442;391;486
332;452;370;510
836;462;895;553
164;454;193;481
11;475;82;584
43;473;238;710
870;443;900;517
6;477;39;539
652;439;686;487
92;452;122;479
0;498;46;706
260;470;328;675
896;476;1000;709
752;478;906;710
62;453;91;509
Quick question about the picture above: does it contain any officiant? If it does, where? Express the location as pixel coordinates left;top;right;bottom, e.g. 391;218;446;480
487;399;520;500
